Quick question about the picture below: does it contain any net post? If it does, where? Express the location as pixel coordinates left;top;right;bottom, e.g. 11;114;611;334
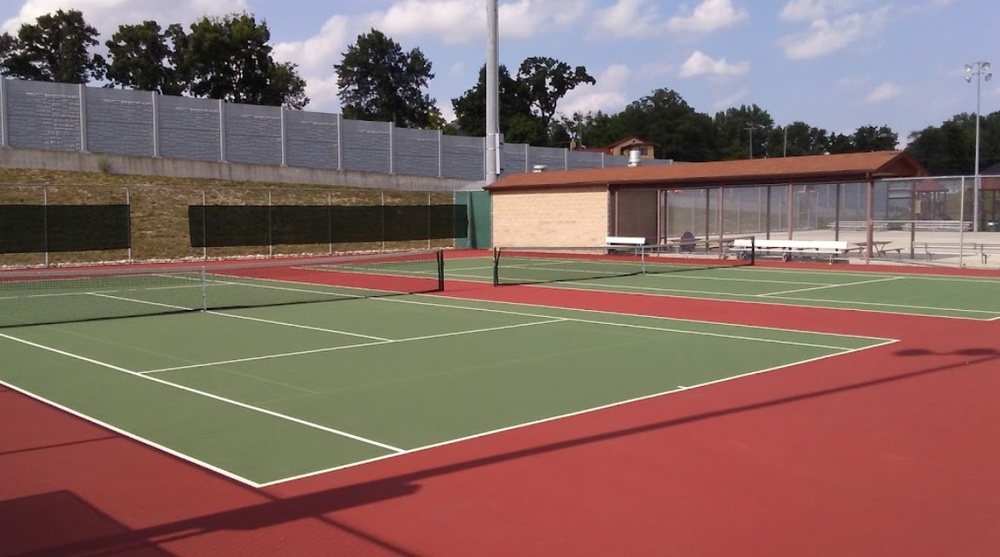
640;244;647;274
492;247;500;286
750;235;756;266
436;250;445;291
200;266;208;311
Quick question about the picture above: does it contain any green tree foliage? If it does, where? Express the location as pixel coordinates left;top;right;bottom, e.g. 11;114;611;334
335;29;439;128
559;110;630;150
713;104;775;159
906;113;1000;175
771;122;829;157
105;21;186;95
616;89;716;161
177;13;308;109
851;125;898;152
516;56;595;131
0;9;105;83
450;64;533;138
452;57;595;146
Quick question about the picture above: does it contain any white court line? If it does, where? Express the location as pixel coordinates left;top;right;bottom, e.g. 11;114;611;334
196;270;911;337
760;276;904;296
142;318;568;374
258;337;898;487
371;296;878;347
144;304;852;376
0;331;405;455
90;292;391;341
516;278;999;319
0;378;263;488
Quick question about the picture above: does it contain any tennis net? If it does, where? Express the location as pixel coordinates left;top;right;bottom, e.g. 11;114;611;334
492;238;753;286
0;250;444;328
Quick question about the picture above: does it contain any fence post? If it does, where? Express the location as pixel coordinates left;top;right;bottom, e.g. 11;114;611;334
280;107;287;166
437;129;443;177
389;122;395;174
78;84;88;153
0;78;7;147
335;114;343;170
126;187;133;263
202;190;208;261
151;91;160;157
218;99;226;162
43;186;49;267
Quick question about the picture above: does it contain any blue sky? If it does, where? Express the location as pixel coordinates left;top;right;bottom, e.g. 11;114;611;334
2;0;996;147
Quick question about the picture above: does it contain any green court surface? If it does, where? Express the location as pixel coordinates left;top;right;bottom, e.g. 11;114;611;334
449;255;1000;320
0;279;888;486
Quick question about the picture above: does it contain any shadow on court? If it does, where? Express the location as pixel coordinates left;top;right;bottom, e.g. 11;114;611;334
15;344;998;557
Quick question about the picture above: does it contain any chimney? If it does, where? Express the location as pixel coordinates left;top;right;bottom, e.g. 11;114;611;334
628;149;642;167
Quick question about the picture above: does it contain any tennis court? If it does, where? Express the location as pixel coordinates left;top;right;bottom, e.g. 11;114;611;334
446;249;1000;320
0;251;890;486
5;248;1000;557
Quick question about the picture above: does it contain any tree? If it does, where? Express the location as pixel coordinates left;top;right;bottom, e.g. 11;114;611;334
177;13;308;109
105;21;186;95
516;56;595;132
450;63;548;144
851;125;897;152
0;9;105;83
335;29;439;128
906;113;1000;175
770;121;830;157
713;104;774;159
616;88;715;161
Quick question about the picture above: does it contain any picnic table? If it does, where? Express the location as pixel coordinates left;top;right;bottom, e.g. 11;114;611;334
853;240;902;258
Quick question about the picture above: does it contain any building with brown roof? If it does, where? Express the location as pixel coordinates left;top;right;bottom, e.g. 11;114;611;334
484;150;926;248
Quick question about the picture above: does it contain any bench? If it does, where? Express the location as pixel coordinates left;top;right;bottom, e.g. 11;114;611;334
917;242;999;263
605;236;646;254
976;243;1000;264
827;220;972;232
827;221;887;232
606;236;645;247
731;239;852;263
907;220;972;232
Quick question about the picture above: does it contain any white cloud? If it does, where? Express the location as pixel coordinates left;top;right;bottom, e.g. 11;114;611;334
2;0;247;34
902;0;957;14
778;0;865;22
590;0;667;39
779;7;889;59
836;74;870;89
558;64;631;117
356;0;585;43
866;82;902;103
667;0;748;33
713;87;749;111
679;51;750;78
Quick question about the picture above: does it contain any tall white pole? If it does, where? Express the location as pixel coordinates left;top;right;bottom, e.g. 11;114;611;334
966;60;992;232
485;0;501;184
974;73;982;232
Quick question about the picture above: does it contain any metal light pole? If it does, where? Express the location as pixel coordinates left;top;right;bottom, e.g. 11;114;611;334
745;124;756;159
485;0;501;184
965;61;992;232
